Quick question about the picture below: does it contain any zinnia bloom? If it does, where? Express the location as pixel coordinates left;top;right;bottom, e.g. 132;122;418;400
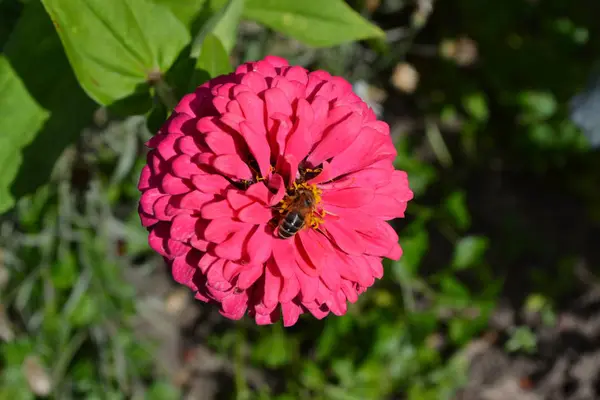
138;56;413;326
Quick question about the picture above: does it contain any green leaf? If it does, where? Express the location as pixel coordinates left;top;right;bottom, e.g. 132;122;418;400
451;236;489;270
251;325;294;368
191;0;245;56
192;34;233;87
518;91;557;121
394;226;429;277
68;295;98;327
301;361;326;390
505;326;537;354
152;0;207;28
50;252;78;289
443;191;471;231
147;381;181;400
241;0;384;47
0;59;49;213
41;0;191;105
0;1;95;213
462;93;488;122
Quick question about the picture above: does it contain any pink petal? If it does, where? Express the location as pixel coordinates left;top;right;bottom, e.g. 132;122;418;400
201;200;235;219
213;154;252;180
206;259;232;291
271;239;296;278
245;182;270;204
221;291;249;320
148;222;170;257
140;188;164;215
239;122;271;178
264;87;293;116
267;174;286;205
296;267;318;303
281;301;302;327
359;194;407;219
365;255;385;278
323;220;365;255
295;240;319;277
284;99;314;162
152;196;172;221
328;289;348;316
283;65;308;84
264;55;289;68
160;173;191;195
319;265;341;292
175;136;202;156
171;251;201;290
270;113;292;158
237;202;273;224
171;154;203;179
306;161;334;185
226;190;254;210
204;217;244;243
204;131;244;155
305;304;330;320
223;260;246;281
277;154;298;188
170;214;198;241
152;131;179;159
341;280;359;303
254;309;280;325
297;230;329;273
245;225;273;265
236;91;266;135
199;252;219;274
196;116;221;133
241;71;268;93
388;243;403;261
322;187;374;208
339;253;374;287
190;236;209;251
139;210;158;227
328;127;396;178
308;96;330;143
214;226;252;260
307;113;362;166
162;112;196;136
174;190;215;210
138;166;151;191
263;260;282;308
237;264;264;289
280;275;300;303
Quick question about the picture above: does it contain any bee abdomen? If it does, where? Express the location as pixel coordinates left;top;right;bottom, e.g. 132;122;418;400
278;212;305;239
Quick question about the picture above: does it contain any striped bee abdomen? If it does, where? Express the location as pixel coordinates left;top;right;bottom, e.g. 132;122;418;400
278;212;305;239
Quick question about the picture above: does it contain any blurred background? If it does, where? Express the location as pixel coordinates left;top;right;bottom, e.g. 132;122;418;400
2;0;600;399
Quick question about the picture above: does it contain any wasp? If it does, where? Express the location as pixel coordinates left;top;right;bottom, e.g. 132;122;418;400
277;188;317;239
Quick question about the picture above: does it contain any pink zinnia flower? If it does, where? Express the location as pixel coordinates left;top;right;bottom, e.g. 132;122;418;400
138;56;413;326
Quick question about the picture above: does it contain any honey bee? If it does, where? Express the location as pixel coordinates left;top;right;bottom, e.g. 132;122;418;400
277;188;317;239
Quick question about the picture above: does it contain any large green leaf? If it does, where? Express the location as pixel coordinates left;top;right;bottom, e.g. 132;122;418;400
0;59;49;213
191;0;245;55
151;0;207;28
192;34;233;88
0;1;95;214
242;0;384;47
41;0;191;105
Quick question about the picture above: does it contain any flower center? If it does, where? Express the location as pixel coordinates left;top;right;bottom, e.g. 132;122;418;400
278;182;325;230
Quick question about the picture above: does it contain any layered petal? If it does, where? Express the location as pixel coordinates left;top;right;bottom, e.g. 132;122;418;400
138;55;413;327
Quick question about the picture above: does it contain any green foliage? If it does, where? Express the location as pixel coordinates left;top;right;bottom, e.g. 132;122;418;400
41;0;190;105
240;0;384;47
1;0;599;399
0;58;49;212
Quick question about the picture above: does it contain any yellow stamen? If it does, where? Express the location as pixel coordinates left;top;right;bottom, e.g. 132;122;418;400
277;182;325;230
